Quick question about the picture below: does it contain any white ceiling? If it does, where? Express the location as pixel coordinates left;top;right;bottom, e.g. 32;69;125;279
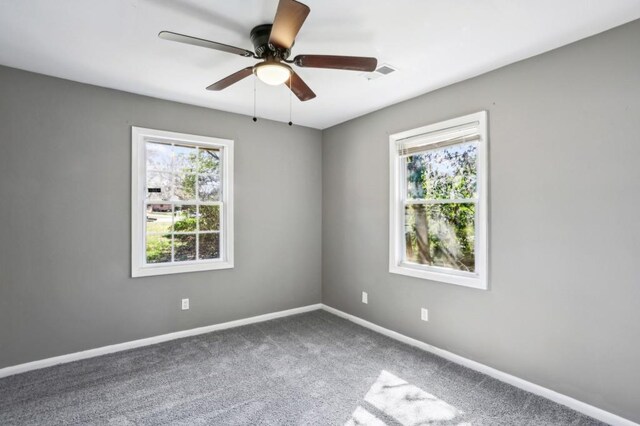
1;1;639;129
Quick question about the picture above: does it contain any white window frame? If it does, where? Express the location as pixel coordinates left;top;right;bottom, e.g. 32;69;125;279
131;127;234;277
389;111;488;290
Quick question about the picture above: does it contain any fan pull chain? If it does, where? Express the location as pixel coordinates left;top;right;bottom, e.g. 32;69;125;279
252;77;257;122
288;73;293;126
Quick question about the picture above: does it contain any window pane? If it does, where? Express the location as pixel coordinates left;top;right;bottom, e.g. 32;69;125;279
198;147;220;174
173;145;197;174
146;205;173;233
146;205;172;264
146;172;172;201
199;205;220;231
146;142;172;172
174;234;196;262
198;174;221;201
199;233;220;260
174;205;197;232
174;174;196;201
404;203;475;272
406;141;477;200
146;234;172;264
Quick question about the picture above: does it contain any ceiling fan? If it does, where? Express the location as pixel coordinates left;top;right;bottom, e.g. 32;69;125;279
158;0;378;102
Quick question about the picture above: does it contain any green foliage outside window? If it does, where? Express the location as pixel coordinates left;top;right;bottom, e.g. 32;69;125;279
405;142;477;272
145;145;222;263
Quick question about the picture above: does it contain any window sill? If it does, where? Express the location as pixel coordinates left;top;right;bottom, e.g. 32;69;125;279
132;260;234;278
389;263;487;290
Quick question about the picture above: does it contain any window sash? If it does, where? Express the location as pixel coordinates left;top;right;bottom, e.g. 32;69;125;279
145;141;222;203
143;201;224;265
404;199;477;205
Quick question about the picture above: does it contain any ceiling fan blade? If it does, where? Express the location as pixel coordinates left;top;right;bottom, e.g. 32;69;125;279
285;71;316;102
159;31;254;57
206;67;254;91
268;0;310;50
293;55;378;72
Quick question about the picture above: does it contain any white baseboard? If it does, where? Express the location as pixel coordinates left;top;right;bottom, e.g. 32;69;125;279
320;304;637;426
0;303;322;379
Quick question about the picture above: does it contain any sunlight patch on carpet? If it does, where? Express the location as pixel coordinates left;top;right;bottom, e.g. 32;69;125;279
346;370;469;425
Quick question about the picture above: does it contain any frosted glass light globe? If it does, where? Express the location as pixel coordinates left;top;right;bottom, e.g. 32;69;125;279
254;62;291;85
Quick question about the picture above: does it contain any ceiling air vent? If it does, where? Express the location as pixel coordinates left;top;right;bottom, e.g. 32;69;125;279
361;63;397;80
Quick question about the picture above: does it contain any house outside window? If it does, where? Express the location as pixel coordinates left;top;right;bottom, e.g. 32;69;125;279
389;111;488;289
131;127;234;277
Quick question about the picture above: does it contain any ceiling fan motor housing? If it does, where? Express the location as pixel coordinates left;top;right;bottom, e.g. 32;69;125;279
250;24;291;59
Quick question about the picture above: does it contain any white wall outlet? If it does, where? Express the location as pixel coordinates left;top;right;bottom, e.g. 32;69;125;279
362;292;368;304
421;308;429;322
181;298;189;310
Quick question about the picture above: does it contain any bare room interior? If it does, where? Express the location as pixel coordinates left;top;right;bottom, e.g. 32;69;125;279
1;1;639;425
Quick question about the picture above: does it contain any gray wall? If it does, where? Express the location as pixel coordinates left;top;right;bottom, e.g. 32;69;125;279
322;20;640;422
0;66;322;368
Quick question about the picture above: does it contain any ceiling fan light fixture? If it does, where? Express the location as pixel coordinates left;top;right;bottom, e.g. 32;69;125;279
254;62;292;86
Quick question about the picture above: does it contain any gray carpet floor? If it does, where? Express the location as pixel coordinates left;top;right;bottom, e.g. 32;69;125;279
0;310;606;425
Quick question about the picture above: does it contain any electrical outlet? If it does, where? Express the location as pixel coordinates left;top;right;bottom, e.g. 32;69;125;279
421;308;429;322
181;298;189;310
362;292;368;304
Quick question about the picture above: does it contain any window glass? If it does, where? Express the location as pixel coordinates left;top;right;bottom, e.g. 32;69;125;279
146;142;172;172
404;203;475;272
406;142;477;200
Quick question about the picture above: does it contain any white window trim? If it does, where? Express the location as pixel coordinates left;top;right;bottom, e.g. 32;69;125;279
131;127;234;277
388;111;488;290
